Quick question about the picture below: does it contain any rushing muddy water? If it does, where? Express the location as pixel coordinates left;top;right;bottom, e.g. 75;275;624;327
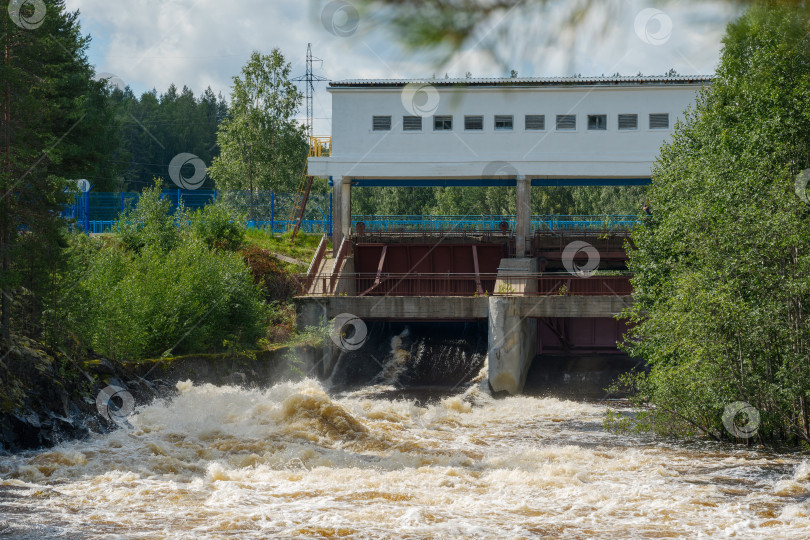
1;371;809;539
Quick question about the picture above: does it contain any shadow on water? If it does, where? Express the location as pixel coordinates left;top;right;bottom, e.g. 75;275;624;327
523;354;647;401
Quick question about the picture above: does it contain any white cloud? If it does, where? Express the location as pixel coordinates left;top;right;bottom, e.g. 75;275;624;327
64;0;740;136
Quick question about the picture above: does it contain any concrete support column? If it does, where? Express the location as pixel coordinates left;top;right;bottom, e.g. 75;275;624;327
341;179;352;245
332;177;342;252
515;175;531;257
488;258;538;394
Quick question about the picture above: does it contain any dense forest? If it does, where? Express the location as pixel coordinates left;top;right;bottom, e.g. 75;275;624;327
104;85;228;192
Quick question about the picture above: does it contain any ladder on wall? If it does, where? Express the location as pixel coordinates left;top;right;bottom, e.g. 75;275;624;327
289;136;331;240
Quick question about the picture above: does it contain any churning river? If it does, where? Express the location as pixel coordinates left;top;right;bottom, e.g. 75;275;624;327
1;358;809;538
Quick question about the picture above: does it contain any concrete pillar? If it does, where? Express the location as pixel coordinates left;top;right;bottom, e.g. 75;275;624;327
488;258;538;394
515;175;531;257
341;179;352;245
332;177;342;252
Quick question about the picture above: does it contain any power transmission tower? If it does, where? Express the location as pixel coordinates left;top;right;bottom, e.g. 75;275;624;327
289;44;327;241
293;43;327;138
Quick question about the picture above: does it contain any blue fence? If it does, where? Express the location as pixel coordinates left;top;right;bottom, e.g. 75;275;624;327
63;189;333;234
351;214;641;233
63;193;641;235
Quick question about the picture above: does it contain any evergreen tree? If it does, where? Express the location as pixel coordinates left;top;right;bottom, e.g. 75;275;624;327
0;0;119;338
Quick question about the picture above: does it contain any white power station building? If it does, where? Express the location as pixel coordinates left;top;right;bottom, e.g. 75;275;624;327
308;75;711;253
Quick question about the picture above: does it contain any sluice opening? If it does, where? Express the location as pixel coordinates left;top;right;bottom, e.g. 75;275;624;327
326;321;487;397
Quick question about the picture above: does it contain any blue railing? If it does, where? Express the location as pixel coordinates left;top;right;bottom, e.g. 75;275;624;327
63;189;333;234
64;192;640;235
351;214;641;233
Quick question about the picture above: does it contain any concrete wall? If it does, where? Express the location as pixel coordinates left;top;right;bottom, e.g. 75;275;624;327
294;295;630;322
309;80;708;180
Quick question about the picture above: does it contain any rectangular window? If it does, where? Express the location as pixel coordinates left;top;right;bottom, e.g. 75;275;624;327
372;116;391;131
403;116;422;131
587;114;607;130
525;114;545;130
464;115;484;130
649;113;670;129
433;115;453;131
556;114;576;130
618;114;638;130
494;115;513;130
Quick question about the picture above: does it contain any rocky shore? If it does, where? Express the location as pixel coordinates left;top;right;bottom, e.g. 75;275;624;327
0;335;319;453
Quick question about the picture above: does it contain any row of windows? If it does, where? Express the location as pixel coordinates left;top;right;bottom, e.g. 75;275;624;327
372;113;670;132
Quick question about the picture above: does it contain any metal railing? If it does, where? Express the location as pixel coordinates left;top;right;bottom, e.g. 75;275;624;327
309;136;331;157
63;190;333;234
301;272;632;297
352;215;641;234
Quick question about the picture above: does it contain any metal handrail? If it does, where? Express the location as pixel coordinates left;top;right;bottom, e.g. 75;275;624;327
304;234;329;292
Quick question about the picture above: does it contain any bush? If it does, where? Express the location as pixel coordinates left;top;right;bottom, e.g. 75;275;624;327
240;244;301;301
117;181;181;254
191;202;246;251
72;238;266;360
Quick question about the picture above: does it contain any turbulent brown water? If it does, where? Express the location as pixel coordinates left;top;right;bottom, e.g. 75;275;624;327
1;368;809;538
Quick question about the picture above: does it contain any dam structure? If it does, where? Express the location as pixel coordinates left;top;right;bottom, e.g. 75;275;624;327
296;75;711;394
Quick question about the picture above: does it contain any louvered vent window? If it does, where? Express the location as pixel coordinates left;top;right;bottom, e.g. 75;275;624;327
556;114;576;130
618;114;638;130
587;114;607;130
433;115;453;130
403;116;422;131
494;115;513;130
649;113;670;129
465;115;484;130
372;116;391;131
525;115;545;130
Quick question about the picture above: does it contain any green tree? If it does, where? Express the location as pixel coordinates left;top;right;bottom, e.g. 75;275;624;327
621;4;810;443
0;0;119;339
209;49;308;218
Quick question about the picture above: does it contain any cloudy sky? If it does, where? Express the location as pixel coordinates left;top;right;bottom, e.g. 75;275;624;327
63;0;742;135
